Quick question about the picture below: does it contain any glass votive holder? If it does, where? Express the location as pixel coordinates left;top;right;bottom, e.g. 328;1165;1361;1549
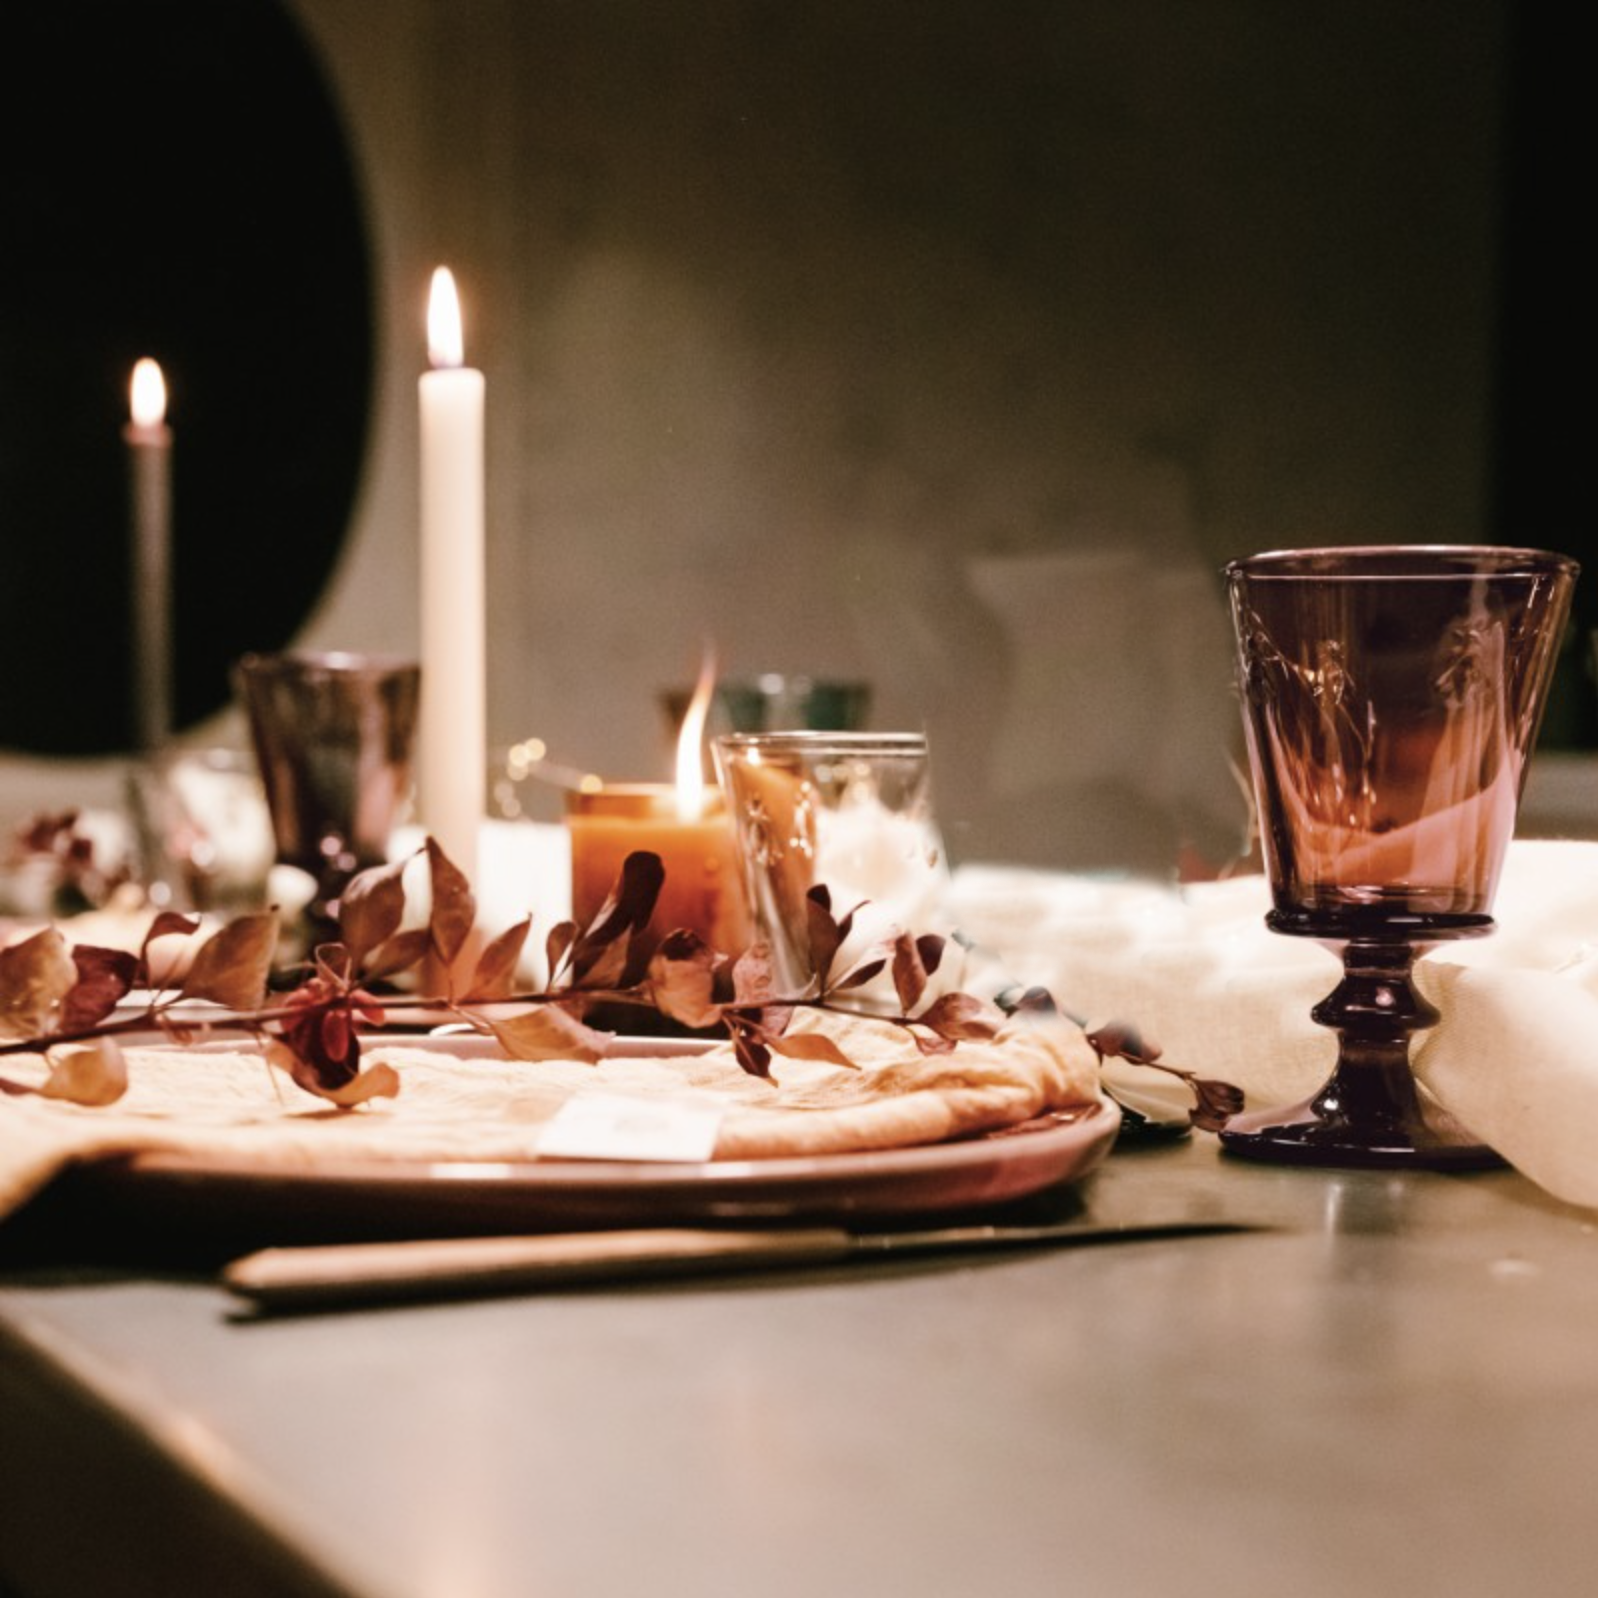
711;730;947;995
127;746;277;913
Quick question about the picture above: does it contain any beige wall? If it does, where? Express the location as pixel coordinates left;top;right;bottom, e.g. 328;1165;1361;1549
5;1;1507;872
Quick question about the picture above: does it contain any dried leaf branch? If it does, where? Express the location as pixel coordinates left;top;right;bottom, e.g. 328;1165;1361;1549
999;985;1244;1132
0;845;1006;1112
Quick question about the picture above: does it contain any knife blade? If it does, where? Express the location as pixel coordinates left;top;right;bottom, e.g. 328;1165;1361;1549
222;1216;1265;1313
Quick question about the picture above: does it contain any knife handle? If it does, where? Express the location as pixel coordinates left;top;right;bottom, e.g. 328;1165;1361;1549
223;1227;858;1310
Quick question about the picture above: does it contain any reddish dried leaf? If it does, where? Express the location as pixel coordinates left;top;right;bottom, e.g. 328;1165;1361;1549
426;837;478;967
179;913;279;1010
488;1004;609;1063
39;1038;129;1107
0;927;77;1039
804;887;843;985
62;945;139;1034
268;987;361;1093
915;933;946;977
339;857;409;968
648;930;723;1030
729;1022;773;1080
891;932;928;1013
916;990;1001;1042
466;917;533;1001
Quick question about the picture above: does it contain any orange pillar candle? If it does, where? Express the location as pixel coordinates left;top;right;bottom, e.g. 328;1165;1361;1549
566;785;752;955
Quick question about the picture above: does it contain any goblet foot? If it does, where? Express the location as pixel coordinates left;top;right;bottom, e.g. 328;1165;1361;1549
1219;935;1504;1171
1218;1095;1503;1170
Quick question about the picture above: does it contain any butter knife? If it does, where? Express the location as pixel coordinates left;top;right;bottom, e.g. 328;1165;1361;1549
223;1216;1264;1313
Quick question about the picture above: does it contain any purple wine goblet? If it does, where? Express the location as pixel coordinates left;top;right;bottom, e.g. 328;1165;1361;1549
235;651;420;935
1221;546;1577;1167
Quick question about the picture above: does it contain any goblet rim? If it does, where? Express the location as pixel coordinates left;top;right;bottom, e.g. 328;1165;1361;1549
1224;543;1579;582
234;649;422;683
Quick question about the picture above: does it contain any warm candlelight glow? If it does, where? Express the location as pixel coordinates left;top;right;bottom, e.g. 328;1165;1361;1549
129;357;167;428
427;267;465;369
675;649;717;821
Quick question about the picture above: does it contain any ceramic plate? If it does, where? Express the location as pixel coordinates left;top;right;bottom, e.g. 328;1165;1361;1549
68;1033;1120;1240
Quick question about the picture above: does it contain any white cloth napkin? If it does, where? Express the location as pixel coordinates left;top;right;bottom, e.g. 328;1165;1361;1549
943;839;1598;1207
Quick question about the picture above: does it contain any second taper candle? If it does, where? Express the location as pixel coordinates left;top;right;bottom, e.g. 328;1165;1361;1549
417;266;486;883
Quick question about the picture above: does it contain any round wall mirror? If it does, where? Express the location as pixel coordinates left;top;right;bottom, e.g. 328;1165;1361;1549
0;0;372;757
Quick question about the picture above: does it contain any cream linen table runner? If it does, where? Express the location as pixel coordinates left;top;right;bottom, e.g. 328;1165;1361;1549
945;839;1598;1208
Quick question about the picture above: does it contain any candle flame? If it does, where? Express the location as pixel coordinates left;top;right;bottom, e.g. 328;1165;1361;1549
675;646;718;821
427;267;465;368
130;358;166;427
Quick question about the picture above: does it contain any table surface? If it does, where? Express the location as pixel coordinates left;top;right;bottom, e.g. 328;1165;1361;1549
4;1129;1598;1598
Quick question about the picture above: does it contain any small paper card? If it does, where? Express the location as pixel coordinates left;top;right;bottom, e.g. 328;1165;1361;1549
537;1093;725;1163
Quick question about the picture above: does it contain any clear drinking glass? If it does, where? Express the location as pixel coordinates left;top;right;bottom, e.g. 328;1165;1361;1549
1223;545;1577;1167
712;730;945;994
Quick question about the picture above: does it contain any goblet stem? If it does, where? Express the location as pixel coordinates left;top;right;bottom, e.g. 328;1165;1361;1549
1219;938;1502;1169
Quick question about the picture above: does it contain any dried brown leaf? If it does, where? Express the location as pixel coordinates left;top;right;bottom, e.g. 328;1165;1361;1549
0;927;77;1039
569;933;630;993
467;917;533;1001
426;837;477;967
361;926;433;983
891;932;928;1012
1086;1018;1163;1065
338;857;409;968
831;957;887;993
766;1029;858;1069
39;1038;129;1106
545;920;578;982
648;930;723;1030
728;1020;773;1080
179;913;279;1010
731;942;778;1005
565;852;664;986
488;1004;609;1063
265;1038;399;1107
916;990;1002;1042
142;909;201;949
804;886;843;986
319;1060;402;1107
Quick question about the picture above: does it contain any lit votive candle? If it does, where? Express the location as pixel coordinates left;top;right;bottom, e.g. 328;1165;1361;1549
566;785;752;955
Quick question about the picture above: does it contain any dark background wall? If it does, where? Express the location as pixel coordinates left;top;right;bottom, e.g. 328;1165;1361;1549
2;0;1586;867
